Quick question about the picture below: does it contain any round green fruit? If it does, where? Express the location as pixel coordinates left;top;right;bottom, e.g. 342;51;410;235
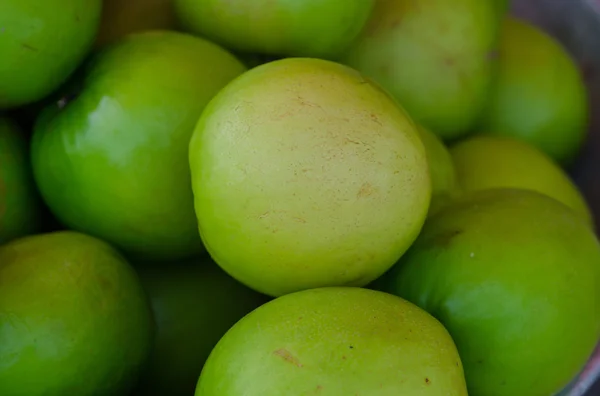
479;17;589;164
0;231;154;396
174;0;375;59
132;257;268;396
189;57;431;297
450;134;592;224
379;188;600;396
197;287;468;396
340;0;500;140
0;0;101;109
31;31;247;261
0;117;42;243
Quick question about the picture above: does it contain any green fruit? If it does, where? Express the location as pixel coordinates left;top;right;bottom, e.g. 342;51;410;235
197;287;468;396
189;57;431;297
0;117;41;243
31;31;247;261
479;17;588;164
450;134;592;224
0;231;154;396
340;0;500;140
379;189;600;396
174;0;375;59
132;257;268;396
0;0;102;109
416;124;460;213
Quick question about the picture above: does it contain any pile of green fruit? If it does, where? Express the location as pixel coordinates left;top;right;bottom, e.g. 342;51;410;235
1;1;599;395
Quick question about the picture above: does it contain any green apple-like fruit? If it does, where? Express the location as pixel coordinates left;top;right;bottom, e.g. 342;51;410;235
379;188;600;396
0;117;42;243
189;57;431;297
0;231;154;396
450;134;592;224
416;124;460;214
197;287;468;396
95;0;177;48
31;31;247;261
132;257;268;396
340;0;500;140
0;0;102;109
174;0;375;59
479;17;588;164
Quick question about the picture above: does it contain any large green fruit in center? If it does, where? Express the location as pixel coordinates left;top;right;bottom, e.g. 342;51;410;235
379;189;600;396
0;0;102;109
31;30;247;261
0;231;154;396
189;57;431;297
197;287;468;395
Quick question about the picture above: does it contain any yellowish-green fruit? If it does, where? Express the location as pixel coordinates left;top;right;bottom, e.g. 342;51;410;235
0;0;102;109
479;17;589;164
416;124;460;213
132;257;268;396
189;57;431;297
450;135;592;223
31;31;247;261
340;0;500;140
174;0;375;59
0;117;42;243
95;0;177;48
379;189;600;396
196;287;468;396
0;231;154;396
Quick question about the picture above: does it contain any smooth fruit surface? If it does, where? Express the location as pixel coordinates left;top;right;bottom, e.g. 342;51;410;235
197;287;468;396
0;117;41;243
95;0;177;47
379;189;600;396
0;231;154;396
189;57;431;297
416;124;459;213
450;135;592;223
132;257;268;396
31;31;247;261
0;0;102;108
341;0;499;140
174;0;375;59
479;17;588;164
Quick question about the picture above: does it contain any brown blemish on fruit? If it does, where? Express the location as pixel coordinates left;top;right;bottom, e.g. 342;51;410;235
273;348;303;367
357;182;377;198
370;113;382;126
315;385;323;393
425;378;430;384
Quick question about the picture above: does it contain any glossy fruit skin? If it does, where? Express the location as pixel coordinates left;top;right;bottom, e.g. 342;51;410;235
0;118;41;243
189;57;431;297
174;0;375;59
450;134;592;224
379;189;600;396
132;257;268;396
0;231;154;396
95;0;177;48
340;0;500;141
31;31;247;261
0;0;101;109
196;287;468;396
479;17;588;164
